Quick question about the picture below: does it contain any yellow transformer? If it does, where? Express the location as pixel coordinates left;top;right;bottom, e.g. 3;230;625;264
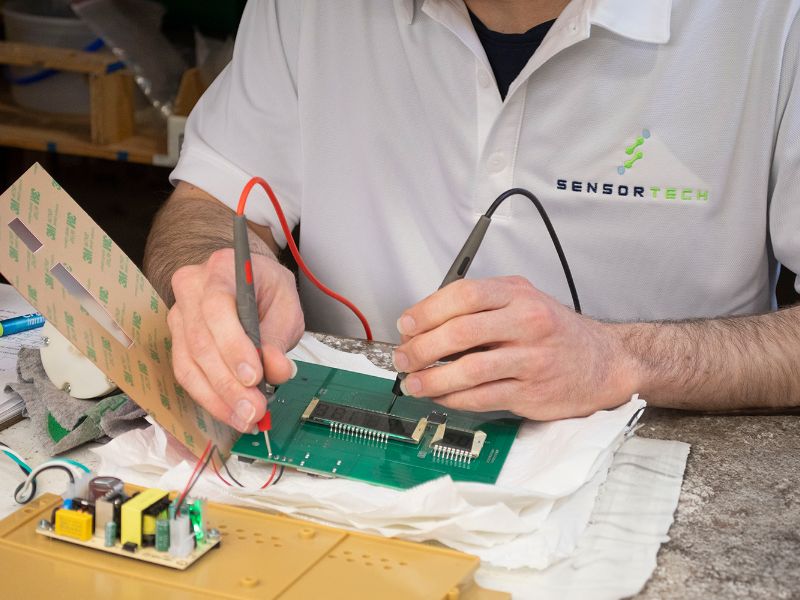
120;488;168;548
54;509;93;542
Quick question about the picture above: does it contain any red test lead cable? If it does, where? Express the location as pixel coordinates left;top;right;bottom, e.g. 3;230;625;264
234;176;373;454
236;177;372;341
176;440;213;514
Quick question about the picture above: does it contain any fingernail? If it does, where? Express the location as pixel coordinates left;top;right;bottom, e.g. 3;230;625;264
237;363;257;386
233;400;256;432
392;350;409;372
397;315;415;335
289;359;298;379
249;426;259;436
400;376;422;396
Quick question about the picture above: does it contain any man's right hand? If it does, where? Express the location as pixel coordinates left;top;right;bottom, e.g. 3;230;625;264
168;248;304;432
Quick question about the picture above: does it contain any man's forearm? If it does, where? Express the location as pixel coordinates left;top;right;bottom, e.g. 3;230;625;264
144;186;277;306
617;306;800;410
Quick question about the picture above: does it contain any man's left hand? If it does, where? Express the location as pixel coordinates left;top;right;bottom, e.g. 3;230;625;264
393;276;639;419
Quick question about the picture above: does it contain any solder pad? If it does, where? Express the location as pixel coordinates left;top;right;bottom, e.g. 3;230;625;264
231;361;521;489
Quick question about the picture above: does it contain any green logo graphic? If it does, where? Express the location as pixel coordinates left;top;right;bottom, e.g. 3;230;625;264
618;129;650;175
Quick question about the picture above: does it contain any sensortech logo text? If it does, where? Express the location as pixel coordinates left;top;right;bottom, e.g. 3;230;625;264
555;179;709;202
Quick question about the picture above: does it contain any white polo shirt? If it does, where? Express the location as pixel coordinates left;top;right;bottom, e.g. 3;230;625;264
171;0;800;343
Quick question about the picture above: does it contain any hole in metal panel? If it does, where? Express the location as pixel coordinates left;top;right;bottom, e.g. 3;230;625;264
8;218;43;253
49;262;133;348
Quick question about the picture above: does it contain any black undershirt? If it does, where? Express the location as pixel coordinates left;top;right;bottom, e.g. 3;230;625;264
469;10;555;100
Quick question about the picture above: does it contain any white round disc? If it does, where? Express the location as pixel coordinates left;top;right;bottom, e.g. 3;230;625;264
39;321;117;399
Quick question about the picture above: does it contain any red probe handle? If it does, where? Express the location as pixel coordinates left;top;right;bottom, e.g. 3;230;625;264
257;411;271;432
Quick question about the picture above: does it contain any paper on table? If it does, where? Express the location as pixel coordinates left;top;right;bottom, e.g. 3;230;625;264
95;333;646;569
0;283;44;423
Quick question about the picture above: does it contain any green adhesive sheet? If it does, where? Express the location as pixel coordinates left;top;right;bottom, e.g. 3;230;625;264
231;361;522;489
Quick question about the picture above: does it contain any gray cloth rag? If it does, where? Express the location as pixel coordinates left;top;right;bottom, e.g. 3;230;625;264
5;347;146;454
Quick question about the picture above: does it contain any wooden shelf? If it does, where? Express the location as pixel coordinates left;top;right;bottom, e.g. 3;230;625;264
0;96;167;165
0;41;173;166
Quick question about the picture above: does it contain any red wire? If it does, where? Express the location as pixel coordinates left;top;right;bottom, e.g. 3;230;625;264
236;176;373;341
177;440;213;513
260;463;279;489
214;451;279;489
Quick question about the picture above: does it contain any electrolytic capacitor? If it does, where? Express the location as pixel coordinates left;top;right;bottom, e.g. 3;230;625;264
104;520;117;547
89;476;124;502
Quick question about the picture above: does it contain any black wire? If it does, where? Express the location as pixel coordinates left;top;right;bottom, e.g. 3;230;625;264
484;188;582;314
175;447;215;516
182;449;215;507
272;466;285;486
14;465;74;504
15;480;37;504
214;445;281;489
0;443;30;476
215;446;244;488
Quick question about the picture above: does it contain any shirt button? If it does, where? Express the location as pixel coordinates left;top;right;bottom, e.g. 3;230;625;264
487;152;506;173
478;70;491;88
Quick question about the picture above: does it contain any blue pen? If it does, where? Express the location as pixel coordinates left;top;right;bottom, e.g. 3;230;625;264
0;313;45;337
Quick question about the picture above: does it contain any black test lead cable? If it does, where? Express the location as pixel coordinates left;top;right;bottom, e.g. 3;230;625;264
485;188;581;313
389;187;582;408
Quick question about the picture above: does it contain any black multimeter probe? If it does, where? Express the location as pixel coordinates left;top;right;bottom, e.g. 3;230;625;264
388;188;581;411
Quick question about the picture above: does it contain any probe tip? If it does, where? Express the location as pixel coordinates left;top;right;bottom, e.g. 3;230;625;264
264;431;273;457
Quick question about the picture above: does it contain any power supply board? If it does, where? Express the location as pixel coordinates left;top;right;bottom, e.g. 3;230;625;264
28;478;219;571
231;361;521;489
1;491;510;599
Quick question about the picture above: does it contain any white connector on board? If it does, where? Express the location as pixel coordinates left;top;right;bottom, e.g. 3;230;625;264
63;470;93;500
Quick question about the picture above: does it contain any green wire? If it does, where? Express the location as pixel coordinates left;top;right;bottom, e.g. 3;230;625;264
59;458;90;473
1;451;89;475
2;450;31;474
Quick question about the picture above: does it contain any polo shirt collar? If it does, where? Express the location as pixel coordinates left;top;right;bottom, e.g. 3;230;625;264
590;0;672;44
394;0;672;45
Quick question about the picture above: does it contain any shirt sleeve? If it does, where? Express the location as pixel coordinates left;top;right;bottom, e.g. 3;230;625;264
769;9;800;293
169;0;302;247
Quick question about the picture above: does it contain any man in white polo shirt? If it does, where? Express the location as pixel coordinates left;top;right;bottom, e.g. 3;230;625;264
145;0;800;433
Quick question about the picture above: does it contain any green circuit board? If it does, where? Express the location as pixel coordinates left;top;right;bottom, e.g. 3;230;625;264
231;361;521;489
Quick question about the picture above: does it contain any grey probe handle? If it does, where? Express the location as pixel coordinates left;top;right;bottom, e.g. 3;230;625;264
437;214;492;363
234;216;269;397
392;214;493;397
439;215;492;289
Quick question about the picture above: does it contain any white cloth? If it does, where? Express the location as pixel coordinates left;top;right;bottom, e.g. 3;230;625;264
172;0;800;342
476;436;690;600
93;334;646;570
0;416;687;599
89;418;691;598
